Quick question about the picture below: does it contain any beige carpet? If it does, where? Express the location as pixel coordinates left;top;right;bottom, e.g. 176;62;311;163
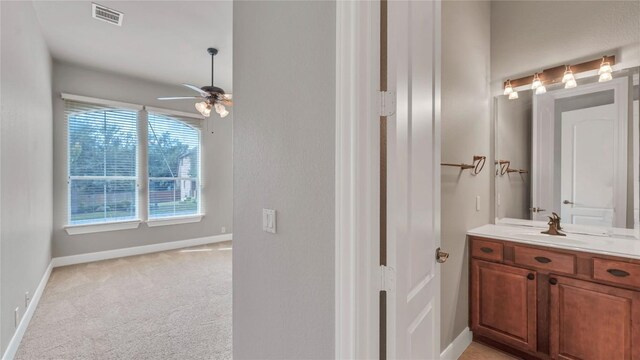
15;241;232;360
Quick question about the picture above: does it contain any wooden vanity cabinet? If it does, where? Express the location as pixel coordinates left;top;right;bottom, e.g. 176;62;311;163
469;236;640;360
549;276;640;360
471;260;537;352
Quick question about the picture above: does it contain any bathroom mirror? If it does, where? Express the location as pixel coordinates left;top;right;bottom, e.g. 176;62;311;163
494;66;640;236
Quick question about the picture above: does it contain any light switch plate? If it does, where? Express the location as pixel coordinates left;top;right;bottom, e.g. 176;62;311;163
263;209;276;234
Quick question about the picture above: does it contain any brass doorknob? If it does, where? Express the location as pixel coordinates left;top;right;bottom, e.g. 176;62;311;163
436;247;449;263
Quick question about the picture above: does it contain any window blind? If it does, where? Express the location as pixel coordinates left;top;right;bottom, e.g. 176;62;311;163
147;112;201;219
66;100;139;225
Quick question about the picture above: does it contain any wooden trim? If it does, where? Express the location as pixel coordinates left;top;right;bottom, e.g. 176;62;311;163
505;55;615;88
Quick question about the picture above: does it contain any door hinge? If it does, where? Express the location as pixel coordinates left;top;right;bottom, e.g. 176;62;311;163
379;90;396;117
380;265;395;292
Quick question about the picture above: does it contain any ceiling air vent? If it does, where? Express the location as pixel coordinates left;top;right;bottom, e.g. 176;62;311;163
92;3;124;26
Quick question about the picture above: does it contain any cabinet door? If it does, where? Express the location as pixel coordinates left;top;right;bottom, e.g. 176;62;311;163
471;260;537;352
550;276;640;360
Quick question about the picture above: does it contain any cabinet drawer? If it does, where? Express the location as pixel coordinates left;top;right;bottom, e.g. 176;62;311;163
593;258;640;289
514;246;576;274
471;239;503;261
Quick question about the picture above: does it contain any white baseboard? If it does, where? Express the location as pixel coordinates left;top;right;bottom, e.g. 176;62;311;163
440;327;472;360
52;233;232;268
2;261;53;360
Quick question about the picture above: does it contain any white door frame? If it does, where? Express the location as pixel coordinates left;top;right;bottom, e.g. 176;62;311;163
532;77;629;226
335;1;381;359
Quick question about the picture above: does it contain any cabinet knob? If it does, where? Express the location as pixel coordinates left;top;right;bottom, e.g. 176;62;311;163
527;273;535;280
549;278;558;285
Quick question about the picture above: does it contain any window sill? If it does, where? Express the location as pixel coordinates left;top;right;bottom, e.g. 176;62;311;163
146;214;204;227
65;220;141;235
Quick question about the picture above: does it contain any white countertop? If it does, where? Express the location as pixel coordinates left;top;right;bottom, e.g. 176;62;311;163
468;223;640;260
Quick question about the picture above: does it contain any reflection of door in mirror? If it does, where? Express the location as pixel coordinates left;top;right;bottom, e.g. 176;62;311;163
561;104;617;227
533;78;629;227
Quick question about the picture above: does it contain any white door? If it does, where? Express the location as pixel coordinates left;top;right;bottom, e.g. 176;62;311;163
560;104;623;227
386;1;441;359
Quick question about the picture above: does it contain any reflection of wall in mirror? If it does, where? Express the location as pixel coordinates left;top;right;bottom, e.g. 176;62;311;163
496;93;532;220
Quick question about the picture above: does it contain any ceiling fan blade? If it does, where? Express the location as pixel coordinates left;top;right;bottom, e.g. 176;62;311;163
157;96;200;100
220;99;233;106
182;83;209;97
221;93;232;100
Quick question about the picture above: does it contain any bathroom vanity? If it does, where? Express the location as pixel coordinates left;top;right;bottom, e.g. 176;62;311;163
468;224;640;360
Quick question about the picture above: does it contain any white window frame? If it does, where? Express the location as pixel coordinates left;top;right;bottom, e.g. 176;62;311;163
146;110;203;224
62;94;205;235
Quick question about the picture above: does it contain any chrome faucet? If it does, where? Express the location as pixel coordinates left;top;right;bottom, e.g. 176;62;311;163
542;212;565;236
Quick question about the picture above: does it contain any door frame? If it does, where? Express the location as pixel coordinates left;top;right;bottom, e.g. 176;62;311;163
532;77;629;226
335;1;381;359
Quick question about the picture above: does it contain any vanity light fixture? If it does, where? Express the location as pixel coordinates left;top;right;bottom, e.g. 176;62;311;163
503;55;614;97
562;65;577;89
504;79;518;100
598;57;613;82
532;73;547;94
503;79;514;95
531;73;542;90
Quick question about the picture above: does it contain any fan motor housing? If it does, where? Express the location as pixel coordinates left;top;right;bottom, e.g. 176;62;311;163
202;86;225;95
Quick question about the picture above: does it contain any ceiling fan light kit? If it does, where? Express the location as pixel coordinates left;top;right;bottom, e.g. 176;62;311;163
158;47;232;118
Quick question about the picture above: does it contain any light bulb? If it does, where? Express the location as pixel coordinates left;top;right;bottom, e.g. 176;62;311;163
508;91;519;100
195;101;212;117
564;79;577;89
535;85;547;95
562;66;575;84
531;73;542;90
214;103;224;114
598;59;613;82
219;107;229;118
599;72;613;82
503;80;514;95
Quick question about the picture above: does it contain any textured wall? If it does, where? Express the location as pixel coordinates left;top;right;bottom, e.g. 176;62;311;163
51;61;233;257
441;0;492;351
232;1;336;358
0;1;53;352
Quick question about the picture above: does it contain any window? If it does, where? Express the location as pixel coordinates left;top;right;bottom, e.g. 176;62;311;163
147;112;200;219
67;102;138;225
65;98;203;230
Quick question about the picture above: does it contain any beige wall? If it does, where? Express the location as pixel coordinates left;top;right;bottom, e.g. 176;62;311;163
0;1;53;352
232;1;336;358
441;0;492;350
51;61;233;257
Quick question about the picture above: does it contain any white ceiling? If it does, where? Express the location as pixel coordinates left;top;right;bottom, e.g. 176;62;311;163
33;1;233;92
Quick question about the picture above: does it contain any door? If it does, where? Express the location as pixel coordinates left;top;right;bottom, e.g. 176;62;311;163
471;260;537;353
386;1;441;359
560;104;622;227
549;275;640;360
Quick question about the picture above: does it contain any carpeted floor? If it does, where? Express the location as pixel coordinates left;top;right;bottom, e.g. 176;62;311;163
15;241;232;360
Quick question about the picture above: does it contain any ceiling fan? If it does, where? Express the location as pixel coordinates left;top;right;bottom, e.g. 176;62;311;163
158;47;232;118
